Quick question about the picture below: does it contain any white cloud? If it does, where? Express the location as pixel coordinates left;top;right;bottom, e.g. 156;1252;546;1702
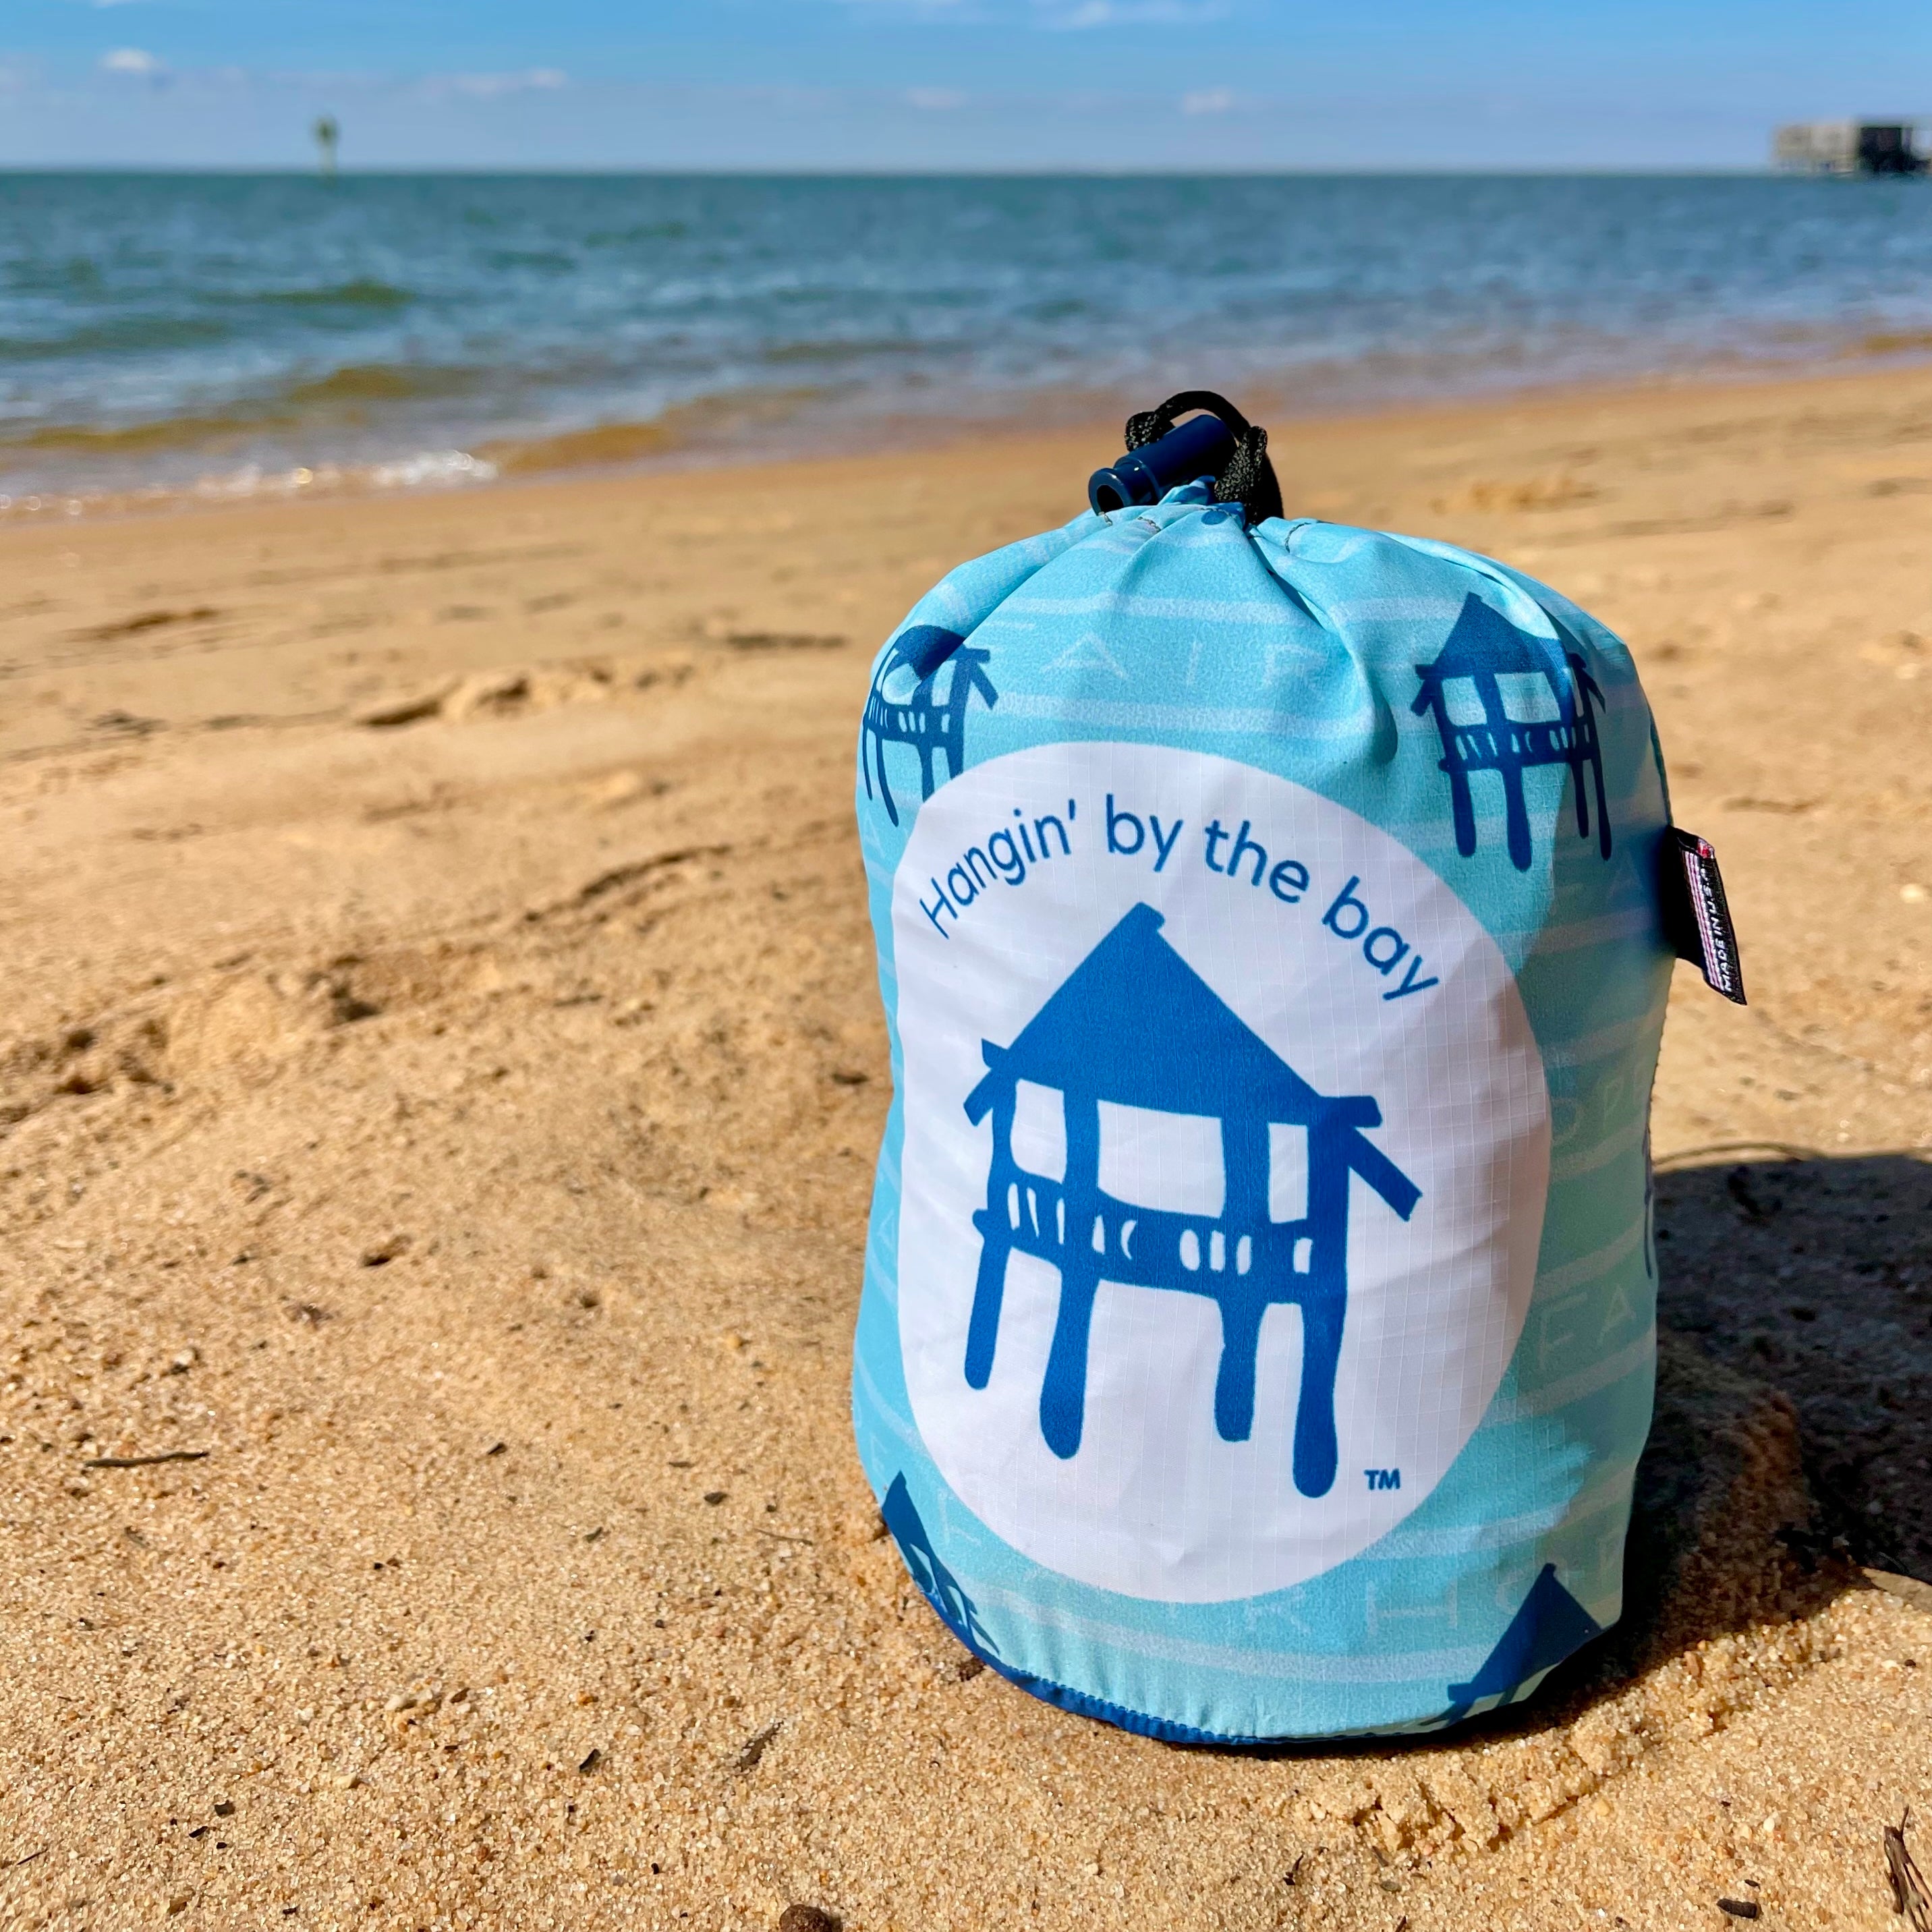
99;46;164;74
1181;86;1235;115
422;67;568;102
906;86;967;109
841;0;1228;20
1040;0;1230;24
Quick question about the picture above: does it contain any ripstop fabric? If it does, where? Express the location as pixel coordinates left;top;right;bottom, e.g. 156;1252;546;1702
851;479;1674;1741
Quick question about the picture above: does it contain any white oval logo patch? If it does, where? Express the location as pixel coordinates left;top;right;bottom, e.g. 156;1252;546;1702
892;741;1550;1603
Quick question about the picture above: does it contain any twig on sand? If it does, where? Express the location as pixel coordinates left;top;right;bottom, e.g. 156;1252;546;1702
3;1848;47;1874
733;1720;783;1773
1887;1810;1932;1932
82;1450;211;1470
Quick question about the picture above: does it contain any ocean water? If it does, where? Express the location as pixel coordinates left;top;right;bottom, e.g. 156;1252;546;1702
3;171;1932;510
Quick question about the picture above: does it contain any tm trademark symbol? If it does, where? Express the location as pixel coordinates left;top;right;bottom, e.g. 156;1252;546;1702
1365;1468;1402;1491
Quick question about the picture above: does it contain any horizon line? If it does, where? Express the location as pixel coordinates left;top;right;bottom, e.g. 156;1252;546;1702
0;163;1805;179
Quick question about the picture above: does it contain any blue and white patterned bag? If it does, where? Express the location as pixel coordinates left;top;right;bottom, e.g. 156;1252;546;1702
850;394;1715;1742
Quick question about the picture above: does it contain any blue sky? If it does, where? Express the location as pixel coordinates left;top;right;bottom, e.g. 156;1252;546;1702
1;0;1926;169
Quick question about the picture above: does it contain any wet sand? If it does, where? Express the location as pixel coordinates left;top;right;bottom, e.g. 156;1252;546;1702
1;366;1929;1930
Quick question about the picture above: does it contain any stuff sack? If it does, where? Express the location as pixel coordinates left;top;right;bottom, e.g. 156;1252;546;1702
850;393;1735;1742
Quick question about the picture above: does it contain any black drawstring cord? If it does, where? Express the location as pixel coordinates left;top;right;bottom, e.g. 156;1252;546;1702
1123;390;1284;526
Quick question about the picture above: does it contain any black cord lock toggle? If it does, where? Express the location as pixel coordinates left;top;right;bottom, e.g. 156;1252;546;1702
1087;389;1284;525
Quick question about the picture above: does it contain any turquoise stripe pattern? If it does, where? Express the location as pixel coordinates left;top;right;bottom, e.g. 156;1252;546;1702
852;482;1673;1741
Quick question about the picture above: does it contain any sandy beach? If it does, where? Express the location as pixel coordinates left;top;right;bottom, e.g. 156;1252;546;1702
1;365;1929;1931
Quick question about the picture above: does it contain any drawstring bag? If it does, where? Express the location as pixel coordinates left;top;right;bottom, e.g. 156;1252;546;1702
851;392;1741;1742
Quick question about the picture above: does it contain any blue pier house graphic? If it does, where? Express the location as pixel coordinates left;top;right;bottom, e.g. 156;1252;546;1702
880;1473;999;1660
1412;593;1611;872
861;625;998;826
1441;1563;1603;1726
961;903;1421;1501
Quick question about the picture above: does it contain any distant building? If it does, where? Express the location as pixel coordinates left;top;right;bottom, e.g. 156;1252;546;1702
1774;120;1929;175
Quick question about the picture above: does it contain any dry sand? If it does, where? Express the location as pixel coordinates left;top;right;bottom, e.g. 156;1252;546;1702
1;366;1929;1931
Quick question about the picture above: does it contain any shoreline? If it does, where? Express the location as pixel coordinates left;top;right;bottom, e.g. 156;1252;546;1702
9;341;1932;532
